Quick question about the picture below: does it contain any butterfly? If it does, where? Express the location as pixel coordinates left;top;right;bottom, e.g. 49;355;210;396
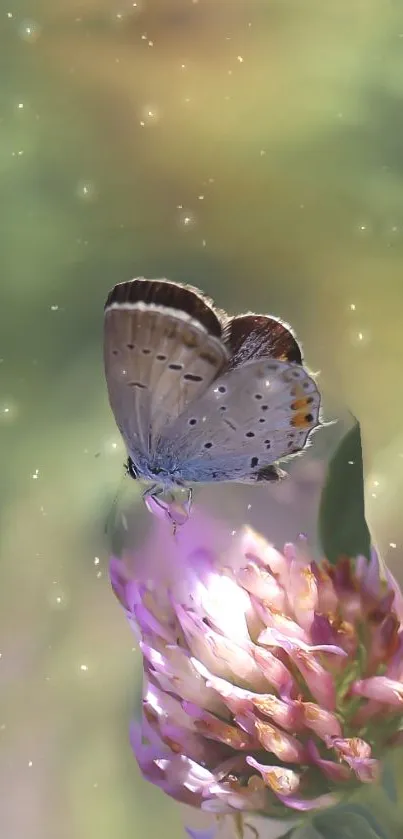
104;278;321;526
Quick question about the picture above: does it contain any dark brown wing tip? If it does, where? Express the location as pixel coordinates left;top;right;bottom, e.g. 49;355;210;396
224;313;303;368
104;278;223;338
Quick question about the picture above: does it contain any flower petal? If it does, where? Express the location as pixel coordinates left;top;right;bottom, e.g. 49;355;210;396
329;737;380;783
183;701;259;751
287;556;318;632
176;605;266;689
252;693;304;732
351;676;403;706
142;640;225;714
302;702;342;740
240;527;289;580
252;718;306;763
252;644;296;694
276;793;338;812
246;758;300;797
236;560;286;612
186;829;216;839
307;741;351;782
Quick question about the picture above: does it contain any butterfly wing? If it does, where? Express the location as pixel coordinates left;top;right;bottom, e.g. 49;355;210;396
104;279;229;463
160;358;321;483
223;313;303;369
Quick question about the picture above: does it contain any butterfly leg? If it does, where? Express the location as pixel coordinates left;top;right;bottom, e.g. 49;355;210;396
142;484;193;534
142;484;180;535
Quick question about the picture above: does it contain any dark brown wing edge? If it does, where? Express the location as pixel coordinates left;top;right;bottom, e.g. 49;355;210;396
223;313;303;370
105;278;224;338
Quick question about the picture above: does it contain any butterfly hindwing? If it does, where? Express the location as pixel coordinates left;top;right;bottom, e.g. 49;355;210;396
160;357;320;483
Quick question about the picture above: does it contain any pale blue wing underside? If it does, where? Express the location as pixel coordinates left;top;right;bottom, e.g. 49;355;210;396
104;304;228;464
159;357;321;483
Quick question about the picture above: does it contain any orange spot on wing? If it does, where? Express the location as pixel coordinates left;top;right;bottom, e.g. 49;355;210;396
291;398;309;410
291;413;313;428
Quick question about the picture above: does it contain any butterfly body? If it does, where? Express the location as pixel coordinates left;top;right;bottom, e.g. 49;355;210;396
104;278;321;517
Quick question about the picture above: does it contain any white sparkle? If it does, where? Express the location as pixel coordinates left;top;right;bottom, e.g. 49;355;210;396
237;55;244;62
17;103;24;110
80;664;88;672
19;19;41;42
76;181;96;201
350;303;356;311
50;304;59;311
28;761;33;768
32;469;39;480
177;208;196;229
139;105;160;126
94;557;100;565
389;542;397;549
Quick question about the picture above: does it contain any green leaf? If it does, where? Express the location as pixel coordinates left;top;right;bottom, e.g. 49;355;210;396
289;804;391;839
285;825;323;839
318;420;371;564
312;804;391;839
381;762;398;804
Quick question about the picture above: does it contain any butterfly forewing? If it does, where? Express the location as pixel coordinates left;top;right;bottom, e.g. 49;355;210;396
104;279;229;457
160;358;320;482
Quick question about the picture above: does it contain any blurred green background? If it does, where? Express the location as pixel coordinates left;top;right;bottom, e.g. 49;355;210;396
2;1;403;837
